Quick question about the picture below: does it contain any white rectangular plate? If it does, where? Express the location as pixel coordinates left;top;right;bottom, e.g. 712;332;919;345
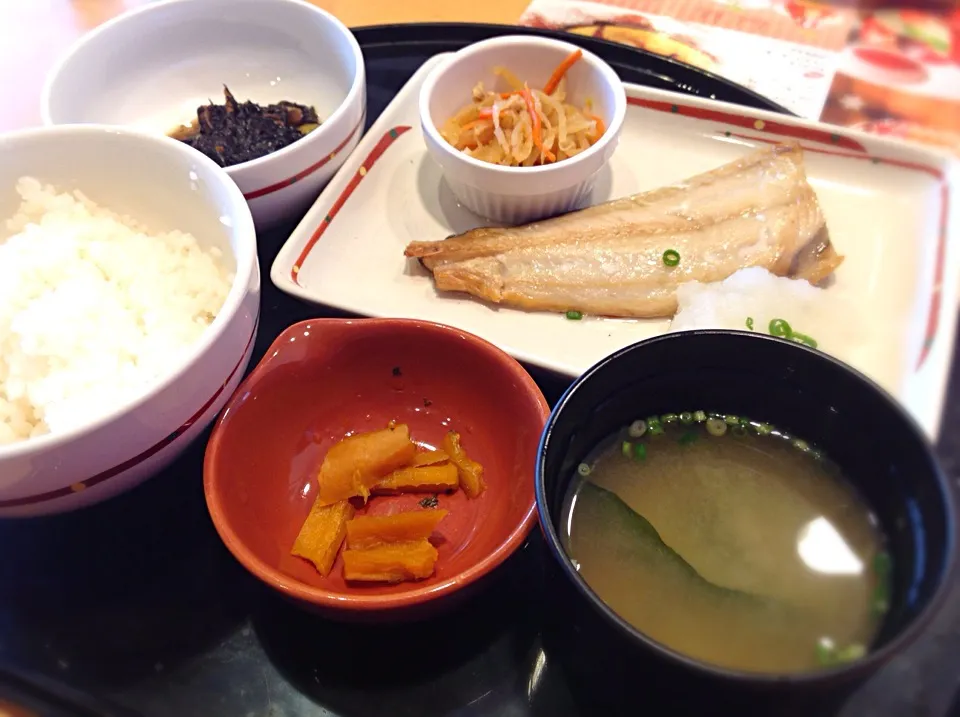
272;54;960;438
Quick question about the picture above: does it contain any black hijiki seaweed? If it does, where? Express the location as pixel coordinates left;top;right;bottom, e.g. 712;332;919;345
172;86;320;168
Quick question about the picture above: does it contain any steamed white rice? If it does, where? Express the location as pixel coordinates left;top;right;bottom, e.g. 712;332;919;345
0;177;233;445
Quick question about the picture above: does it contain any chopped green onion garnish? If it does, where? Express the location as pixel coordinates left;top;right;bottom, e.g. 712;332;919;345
745;317;754;331
679;430;698;446
815;639;835;666
870;551;892;617
647;417;664;436
577;463;591;477
769;318;792;337
871;590;890;617
693;410;707;423
767;317;818;348
661;413;678;425
791;332;818;348
621;440;647;461
792;438;810;452
836;644;866;662
662;249;680;267
753;422;773;436
724;414;739;426
873;552;892;578
566;310;583;320
816;639;866;667
679;411;693;425
705;417;727;436
627;420;647;438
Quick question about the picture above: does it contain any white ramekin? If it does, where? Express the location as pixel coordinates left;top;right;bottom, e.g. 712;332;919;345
419;35;626;225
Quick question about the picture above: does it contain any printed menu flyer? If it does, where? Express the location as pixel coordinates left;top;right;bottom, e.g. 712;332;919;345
520;0;960;156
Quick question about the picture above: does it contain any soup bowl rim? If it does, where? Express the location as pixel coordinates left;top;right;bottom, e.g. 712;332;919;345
535;329;958;685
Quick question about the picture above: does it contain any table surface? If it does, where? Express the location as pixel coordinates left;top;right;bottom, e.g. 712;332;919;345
0;0;529;133
1;0;946;132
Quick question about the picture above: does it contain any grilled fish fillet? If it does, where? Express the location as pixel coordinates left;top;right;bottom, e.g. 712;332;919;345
404;142;842;318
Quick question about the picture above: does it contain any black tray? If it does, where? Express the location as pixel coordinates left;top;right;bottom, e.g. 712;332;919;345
1;22;958;717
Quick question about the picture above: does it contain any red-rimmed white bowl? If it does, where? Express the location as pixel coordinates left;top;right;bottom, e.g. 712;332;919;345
40;0;366;229
0;125;260;518
203;318;549;618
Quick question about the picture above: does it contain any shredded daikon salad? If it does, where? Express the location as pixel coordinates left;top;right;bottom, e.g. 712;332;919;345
438;49;605;166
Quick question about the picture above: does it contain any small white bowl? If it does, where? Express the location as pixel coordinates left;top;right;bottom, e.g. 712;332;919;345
0;125;260;517
419;35;626;225
41;0;365;229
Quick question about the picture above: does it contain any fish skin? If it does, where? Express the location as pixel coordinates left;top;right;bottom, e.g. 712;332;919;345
404;143;843;318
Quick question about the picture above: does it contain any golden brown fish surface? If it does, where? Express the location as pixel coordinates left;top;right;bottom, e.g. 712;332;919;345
404;143;843;318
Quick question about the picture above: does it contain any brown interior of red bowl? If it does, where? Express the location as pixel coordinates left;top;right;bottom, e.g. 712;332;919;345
204;319;549;610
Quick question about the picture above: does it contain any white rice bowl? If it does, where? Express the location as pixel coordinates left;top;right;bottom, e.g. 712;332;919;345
0;177;232;445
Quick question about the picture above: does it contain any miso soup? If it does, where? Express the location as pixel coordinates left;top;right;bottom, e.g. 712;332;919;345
562;413;890;674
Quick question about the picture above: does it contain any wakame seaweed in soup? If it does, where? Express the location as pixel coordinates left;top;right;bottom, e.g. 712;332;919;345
170;86;321;167
563;413;891;674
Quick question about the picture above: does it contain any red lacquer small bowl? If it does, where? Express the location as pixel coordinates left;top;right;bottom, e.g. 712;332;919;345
203;318;549;616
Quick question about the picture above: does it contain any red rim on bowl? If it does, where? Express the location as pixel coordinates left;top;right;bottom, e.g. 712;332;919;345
39;0;367;198
203;318;549;612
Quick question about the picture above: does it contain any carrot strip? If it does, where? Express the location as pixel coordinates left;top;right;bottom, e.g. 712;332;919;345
412;449;449;466
460;118;490;132
316;425;416;505
521;86;555;164
342;540;438;583
443;431;486;499
373;463;459;495
587;113;606;142
477;107;493;119
543;49;583;96
346;509;448;550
